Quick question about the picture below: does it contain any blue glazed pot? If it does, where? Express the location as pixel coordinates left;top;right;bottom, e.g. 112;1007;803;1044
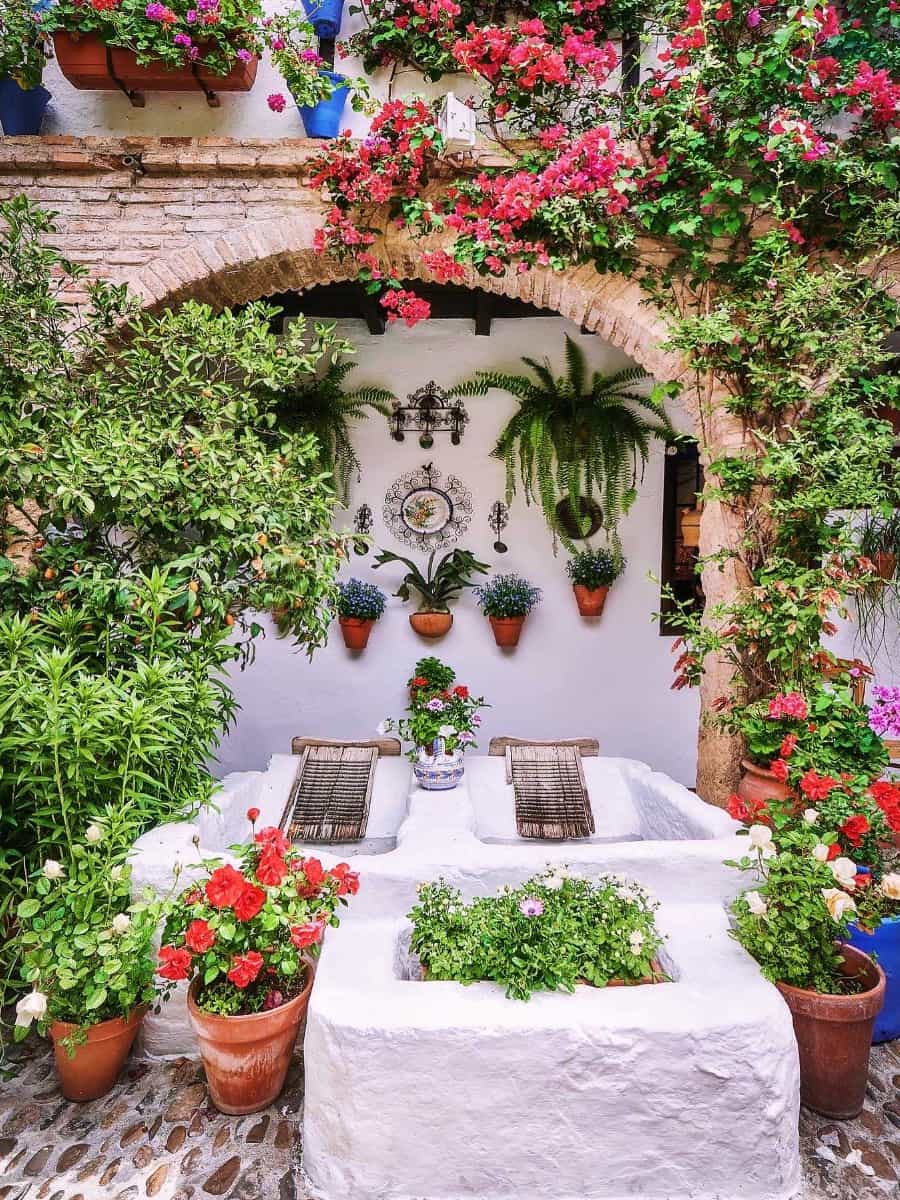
301;0;344;37
298;72;349;139
846;914;900;1043
413;740;465;791
0;77;51;136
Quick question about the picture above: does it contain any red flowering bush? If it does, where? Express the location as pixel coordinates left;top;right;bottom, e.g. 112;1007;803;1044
158;816;359;1016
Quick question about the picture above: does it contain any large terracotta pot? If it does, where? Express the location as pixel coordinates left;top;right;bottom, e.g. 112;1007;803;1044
187;962;314;1115
775;943;885;1119
489;615;526;647
338;616;374;650
737;759;794;809
573;584;609;617
409;610;452;638
50;1005;147;1102
53;32;258;93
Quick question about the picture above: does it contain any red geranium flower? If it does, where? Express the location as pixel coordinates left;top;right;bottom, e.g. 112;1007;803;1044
227;950;264;989
206;864;247;909
254;826;289;855
157;945;193;981
869;781;900;831
453;685;469;698
839;814;870;848
184;919;216;953
827;843;841;861
330;862;360;897
290;919;325;949
256;846;287;888
297;857;326;898
769;758;789;783
799;770;838;802
411;676;429;687
234;883;267;921
727;792;750;823
247;807;260;824
779;734;798;759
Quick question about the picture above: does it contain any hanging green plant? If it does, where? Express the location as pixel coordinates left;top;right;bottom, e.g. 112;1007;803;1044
273;356;394;505
450;336;674;550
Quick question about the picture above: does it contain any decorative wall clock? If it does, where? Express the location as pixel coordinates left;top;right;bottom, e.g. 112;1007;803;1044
383;462;473;551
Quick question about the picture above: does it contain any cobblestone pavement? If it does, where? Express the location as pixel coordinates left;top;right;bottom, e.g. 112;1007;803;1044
0;1038;897;1199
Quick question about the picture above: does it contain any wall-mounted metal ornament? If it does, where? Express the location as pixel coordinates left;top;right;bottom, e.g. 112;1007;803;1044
383;462;473;552
389;381;469;449
352;503;374;554
488;500;509;553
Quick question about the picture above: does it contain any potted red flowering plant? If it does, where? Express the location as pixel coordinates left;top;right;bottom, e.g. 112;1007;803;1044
158;814;359;1114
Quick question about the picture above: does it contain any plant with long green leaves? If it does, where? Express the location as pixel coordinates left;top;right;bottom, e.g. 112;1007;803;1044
272;356;394;505
373;547;489;611
450;337;673;550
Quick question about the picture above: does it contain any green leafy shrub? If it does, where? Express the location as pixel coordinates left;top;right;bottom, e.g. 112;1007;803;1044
473;573;542;618
409;869;664;1001
336;578;387;621
566;547;624;589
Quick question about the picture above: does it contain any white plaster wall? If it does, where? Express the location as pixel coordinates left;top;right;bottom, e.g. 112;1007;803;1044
214;318;701;785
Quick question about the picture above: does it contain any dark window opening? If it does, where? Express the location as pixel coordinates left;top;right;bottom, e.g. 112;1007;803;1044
659;440;704;636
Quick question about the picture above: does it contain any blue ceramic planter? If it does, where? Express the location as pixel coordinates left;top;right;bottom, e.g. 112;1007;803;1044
846;914;900;1043
298;72;349;139
0;77;51;136
301;0;344;37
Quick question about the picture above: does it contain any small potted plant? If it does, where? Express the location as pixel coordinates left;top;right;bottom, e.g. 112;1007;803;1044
374;547;489;639
14;825;170;1102
729;819;885;1118
566;547;624;617
266;9;368;139
0;0;51;135
158;814;359;1114
859;509;900;584
379;659;486;790
474;573;541;647
336;578;386;650
409;868;665;1000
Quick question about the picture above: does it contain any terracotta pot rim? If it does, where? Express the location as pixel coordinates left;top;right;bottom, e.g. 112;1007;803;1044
572;583;610;595
775;944;885;1016
338;616;376;626
50;1003;148;1042
488;615;527;624
740;758;782;777
187;959;314;1031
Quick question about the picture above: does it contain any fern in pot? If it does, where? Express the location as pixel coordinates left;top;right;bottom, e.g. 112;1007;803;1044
474;573;542;648
567;547;625;618
335;578;386;650
373;547;489;638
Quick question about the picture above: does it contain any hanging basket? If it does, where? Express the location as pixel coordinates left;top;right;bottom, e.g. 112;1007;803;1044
52;32;258;104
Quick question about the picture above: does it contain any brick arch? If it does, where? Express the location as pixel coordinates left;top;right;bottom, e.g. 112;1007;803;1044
116;216;686;385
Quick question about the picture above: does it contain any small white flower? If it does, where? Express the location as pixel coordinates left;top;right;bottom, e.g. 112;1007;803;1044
85;824;102;843
437;724;456;739
43;859;64;880
745;890;768;916
544;872;565;891
802;809;819;825
748;825;776;858
628;930;645;954
822;888;857;922
812;843;830;863
880;873;900;901
15;989;48;1029
375;720;390;736
110;865;124;882
830;857;857;889
111;913;131;936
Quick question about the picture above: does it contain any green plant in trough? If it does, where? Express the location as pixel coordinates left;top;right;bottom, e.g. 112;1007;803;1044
373;547;489;611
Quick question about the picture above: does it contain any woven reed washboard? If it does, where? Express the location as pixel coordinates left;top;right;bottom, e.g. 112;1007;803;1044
282;743;378;844
505;743;596;840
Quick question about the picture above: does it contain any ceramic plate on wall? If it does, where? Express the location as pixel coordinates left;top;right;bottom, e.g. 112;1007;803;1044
384;463;473;551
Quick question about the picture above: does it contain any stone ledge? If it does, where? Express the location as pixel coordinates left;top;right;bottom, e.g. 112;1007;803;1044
0;136;325;176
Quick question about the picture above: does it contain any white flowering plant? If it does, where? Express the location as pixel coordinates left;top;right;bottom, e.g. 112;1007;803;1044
408;868;665;1001
13;824;172;1052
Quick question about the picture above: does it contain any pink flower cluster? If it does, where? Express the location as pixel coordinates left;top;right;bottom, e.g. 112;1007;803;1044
797;58;900;130
761;110;831;162
767;692;809;721
380;289;432;327
869;686;900;740
452;20;618;94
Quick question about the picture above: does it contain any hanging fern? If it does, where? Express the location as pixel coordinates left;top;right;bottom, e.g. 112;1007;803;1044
450;336;674;550
273;357;394;505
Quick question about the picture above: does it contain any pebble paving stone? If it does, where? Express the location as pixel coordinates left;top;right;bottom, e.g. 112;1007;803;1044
0;1036;897;1198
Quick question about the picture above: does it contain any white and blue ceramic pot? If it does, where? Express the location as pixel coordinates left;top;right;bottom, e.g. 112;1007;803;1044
846;914;900;1043
413;739;464;791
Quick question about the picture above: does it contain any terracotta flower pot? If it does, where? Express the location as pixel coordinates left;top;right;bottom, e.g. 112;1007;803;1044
409;610;452;638
53;32;258;93
573;584;609;617
338;616;375;650
187;964;314;1115
775;943;885;1119
50;1005;147;1102
737;759;794;809
489;615;526;647
872;551;896;582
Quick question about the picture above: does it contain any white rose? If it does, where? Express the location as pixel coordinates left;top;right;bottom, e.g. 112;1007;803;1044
43;859;64;880
812;843;830;863
628;930;645;954
85;824;102;843
748;825;776;857
880;873;900;901
745;890;768;916
15;989;48;1029
822;888;857;922
830;857;857;889
802;809;819;825
111;913;131;936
